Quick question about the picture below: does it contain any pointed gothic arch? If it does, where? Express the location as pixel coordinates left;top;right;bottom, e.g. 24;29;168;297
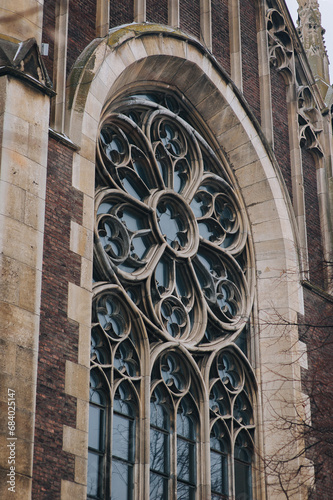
65;24;306;499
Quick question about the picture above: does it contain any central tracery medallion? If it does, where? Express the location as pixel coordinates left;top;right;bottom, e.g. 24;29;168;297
94;92;254;345
152;191;198;256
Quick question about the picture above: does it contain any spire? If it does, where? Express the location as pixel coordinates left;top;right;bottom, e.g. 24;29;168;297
297;0;330;97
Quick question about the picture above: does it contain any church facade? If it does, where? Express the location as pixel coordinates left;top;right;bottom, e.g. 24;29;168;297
0;1;332;499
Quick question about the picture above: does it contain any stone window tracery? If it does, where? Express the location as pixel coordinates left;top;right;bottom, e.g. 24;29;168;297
89;90;256;499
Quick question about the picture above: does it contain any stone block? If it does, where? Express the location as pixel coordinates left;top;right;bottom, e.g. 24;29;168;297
78;324;91;368
72;154;95;198
0;372;35;411
76;398;89;431
61;479;86;500
67;282;92;326
0;254;20;305
0;214;43;270
85;92;103;122
23;191;45;232
75;456;88;485
2;114;29;157
65;360;89;401
0;302;39;350
0;180;25;222
82;112;98;143
70;221;93;259
207;105;238;137
80;257;93;291
82;194;94;232
0;148;47;199
62;425;88;458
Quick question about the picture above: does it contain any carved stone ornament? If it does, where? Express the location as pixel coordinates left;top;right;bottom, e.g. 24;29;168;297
266;5;294;78
0;36;53;93
297;85;323;156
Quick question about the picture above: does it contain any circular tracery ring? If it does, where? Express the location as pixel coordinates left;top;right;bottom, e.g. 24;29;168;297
94;93;254;345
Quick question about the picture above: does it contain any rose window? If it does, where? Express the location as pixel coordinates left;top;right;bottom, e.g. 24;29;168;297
90;91;256;500
94;92;254;345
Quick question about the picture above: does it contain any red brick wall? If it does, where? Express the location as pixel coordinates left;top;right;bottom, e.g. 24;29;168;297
180;0;200;39
146;0;168;25
110;0;134;28
32;138;83;498
212;0;230;75
240;0;260;123
67;0;96;76
271;67;292;203
300;287;333;500
302;150;324;286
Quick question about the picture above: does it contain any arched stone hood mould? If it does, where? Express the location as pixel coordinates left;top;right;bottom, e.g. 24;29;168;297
65;23;304;316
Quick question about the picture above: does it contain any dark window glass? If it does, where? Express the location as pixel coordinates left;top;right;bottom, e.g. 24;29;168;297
234;434;252;500
150;389;170;499
235;460;251;500
111;384;136;500
177;399;197;498
88;373;107;499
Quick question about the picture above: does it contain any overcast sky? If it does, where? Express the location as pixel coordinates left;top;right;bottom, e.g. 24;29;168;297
285;0;333;82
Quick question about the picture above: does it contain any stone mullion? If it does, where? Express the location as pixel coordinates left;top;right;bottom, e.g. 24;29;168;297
229;0;242;89
313;108;333;292
96;0;110;37
168;0;179;27
317;156;333;292
52;0;69;133
135;0;146;23
287;79;310;280
258;0;273;146
200;0;212;52
141;359;151;499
